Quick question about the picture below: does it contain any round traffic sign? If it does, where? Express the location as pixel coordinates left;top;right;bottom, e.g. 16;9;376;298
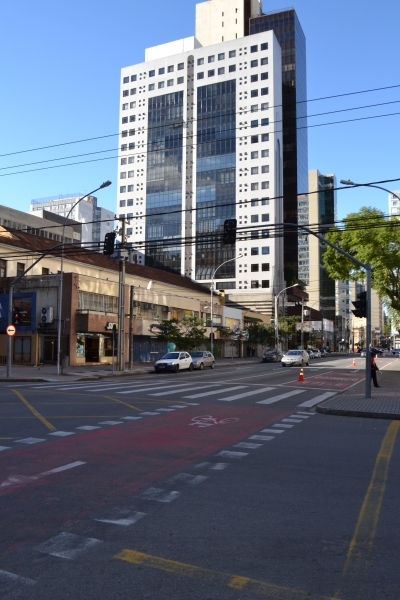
6;324;16;337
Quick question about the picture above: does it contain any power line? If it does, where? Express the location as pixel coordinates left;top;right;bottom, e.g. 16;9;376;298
1;82;400;160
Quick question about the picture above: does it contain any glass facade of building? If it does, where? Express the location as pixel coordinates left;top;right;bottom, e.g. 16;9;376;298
145;92;184;272
318;174;336;319
250;9;308;278
195;80;236;280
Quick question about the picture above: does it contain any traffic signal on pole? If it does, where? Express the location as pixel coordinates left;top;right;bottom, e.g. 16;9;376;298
103;231;116;256
12;309;20;325
352;291;367;318
223;219;237;245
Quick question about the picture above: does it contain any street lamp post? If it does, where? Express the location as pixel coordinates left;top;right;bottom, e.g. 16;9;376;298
56;181;111;375
275;284;299;351
209;255;242;356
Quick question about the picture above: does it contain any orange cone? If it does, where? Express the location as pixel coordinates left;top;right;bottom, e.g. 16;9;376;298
298;367;305;382
352;358;356;366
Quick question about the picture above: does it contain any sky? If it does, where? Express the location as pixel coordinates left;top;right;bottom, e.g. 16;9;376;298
0;0;399;221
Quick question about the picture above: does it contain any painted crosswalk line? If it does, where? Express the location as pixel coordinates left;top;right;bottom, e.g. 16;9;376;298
0;569;36;588
76;425;101;430
36;532;102;560
234;442;263;449
256;389;304;404
261;428;285;434
48;431;75;437
297;391;336;407
216;450;248;459
0;446;11;452
218;387;276;402
14;438;45;445
183;386;247;399
140;488;180;502
95;510;146;526
150;384;221;397
273;423;294;429
117;383;198;395
248;435;275;441
281;418;303;424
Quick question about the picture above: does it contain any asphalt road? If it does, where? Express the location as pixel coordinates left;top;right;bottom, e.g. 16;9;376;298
0;356;399;599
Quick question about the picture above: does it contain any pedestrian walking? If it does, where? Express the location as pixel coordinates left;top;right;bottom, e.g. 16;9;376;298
246;346;251;357
371;352;380;388
252;347;255;358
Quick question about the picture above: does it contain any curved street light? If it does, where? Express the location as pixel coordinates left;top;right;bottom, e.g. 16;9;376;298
275;283;299;350
56;181;112;375
340;179;400;202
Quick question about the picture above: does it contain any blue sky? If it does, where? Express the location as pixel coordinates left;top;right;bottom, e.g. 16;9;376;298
0;0;399;220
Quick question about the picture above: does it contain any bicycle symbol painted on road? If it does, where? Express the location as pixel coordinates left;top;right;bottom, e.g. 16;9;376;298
189;415;239;428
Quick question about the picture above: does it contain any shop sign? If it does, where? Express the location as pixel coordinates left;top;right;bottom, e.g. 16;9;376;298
150;323;162;334
105;322;117;330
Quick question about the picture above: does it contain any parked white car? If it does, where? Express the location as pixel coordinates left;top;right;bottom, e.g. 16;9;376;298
311;348;321;358
155;352;193;373
281;350;310;367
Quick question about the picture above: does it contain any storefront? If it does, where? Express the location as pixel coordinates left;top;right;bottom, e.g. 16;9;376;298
76;332;116;364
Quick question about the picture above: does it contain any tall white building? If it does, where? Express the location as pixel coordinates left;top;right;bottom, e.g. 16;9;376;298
30;194;114;250
117;0;284;314
389;190;400;216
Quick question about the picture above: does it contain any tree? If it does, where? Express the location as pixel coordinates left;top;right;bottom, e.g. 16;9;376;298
245;322;275;349
322;207;400;313
150;317;208;352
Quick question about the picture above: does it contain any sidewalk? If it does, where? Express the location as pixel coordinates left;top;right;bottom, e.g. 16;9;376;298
317;358;400;419
0;357;262;382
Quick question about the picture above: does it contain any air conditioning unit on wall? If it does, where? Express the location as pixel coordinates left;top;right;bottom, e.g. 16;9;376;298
41;306;54;323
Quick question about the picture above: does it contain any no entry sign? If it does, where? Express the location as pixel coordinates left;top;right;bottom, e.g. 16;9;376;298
6;324;16;336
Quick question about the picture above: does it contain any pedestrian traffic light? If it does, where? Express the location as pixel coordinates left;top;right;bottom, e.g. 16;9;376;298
12;309;20;325
103;231;116;255
352;291;367;318
222;219;237;245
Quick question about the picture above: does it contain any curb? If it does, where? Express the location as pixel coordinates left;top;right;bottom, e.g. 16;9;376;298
316;405;400;420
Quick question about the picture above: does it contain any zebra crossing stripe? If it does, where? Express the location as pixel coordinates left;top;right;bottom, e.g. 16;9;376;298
256;390;304;404
217;387;276;402
297;392;336;408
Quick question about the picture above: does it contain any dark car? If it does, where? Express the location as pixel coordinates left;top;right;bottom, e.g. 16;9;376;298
262;349;284;363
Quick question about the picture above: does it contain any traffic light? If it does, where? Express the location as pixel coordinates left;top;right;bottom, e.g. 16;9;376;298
12;309;20;325
103;231;116;256
352;291;367;318
222;219;237;245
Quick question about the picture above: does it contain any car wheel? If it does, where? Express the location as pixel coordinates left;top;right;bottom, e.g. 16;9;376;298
211;362;215;369
189;363;194;372
174;365;179;373
199;362;204;370
154;368;159;373
282;364;285;367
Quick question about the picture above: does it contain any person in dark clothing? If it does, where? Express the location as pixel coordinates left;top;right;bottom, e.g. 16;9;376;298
371;352;380;388
252;347;255;358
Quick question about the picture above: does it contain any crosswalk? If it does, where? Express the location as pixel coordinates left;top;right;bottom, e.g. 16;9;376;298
16;379;337;407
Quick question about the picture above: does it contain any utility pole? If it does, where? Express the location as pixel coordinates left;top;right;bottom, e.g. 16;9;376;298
117;218;126;372
129;285;134;370
300;298;304;350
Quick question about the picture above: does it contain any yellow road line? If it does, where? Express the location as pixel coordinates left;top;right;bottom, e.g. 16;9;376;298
334;420;400;599
114;549;336;600
11;389;56;432
104;396;142;412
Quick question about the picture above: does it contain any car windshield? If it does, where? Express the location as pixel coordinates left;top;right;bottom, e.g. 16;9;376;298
190;352;204;357
162;353;179;359
287;351;301;356
264;351;276;354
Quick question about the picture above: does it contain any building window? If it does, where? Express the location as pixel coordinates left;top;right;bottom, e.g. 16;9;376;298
218;67;225;75
251;135;259;143
251;264;259;272
261;72;268;81
121;144;127;151
41;267;49;275
197;58;204;65
251;151;258;159
251;199;258;206
119;200;126;207
251;183;259;190
122;116;128;124
261;165;269;173
261;133;269;142
208;55;215;63
168;65;174;72
120;172;126;179
261;182;269;190
127;228;133;235
251;105;258;112
261;42;268;51
261;280;270;288
167;79;174;86
130;101;136;108
130;88;136;95
123;76;129;84
261;57;268;65
251;248;259;255
197;72;204;79
251;281;259;289
251;231;259;239
121;158;127;165
251;90;258;97
120;186;126;193
158;67;165;75
122;103;128;110
127;199;133;206
251;215;259;223
121;130;127;138
178;62;184;70
130;115;135;123
251;167;259;175
262;230;269;238
131;74;137;82
177;76;184;84
0;259;7;277
123;90;129;97
261;198;269;205
250;45;258;53
229;50;236;58
158;81;164;89
261;102;268;111
251;60;258;68
251;119;258;128
149;70;155;77
208;70;215;77
261;87;268;96
261;118;269;126
218;52;225;60
128;142;135;150
261;149;269;157
129;129;135;136
262;263;270;271
251;74;258;82
262;247;270;254
128;170;134;178
229;64;236;72
149;84;155;91
262;213;269;221
17;263;25;277
128;185;134;192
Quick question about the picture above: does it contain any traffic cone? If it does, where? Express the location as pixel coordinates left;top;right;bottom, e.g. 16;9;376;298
352;358;356;366
298;367;305;382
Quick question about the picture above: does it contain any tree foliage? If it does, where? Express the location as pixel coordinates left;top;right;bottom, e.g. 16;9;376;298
322;207;400;313
245;323;275;348
151;317;208;352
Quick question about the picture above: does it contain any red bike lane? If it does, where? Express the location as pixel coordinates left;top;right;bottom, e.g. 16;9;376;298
0;403;293;554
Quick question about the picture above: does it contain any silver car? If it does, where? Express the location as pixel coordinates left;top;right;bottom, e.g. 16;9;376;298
282;350;310;367
190;351;215;370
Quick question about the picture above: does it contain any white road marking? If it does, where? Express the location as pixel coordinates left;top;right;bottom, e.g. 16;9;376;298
210;463;228;470
140;488;181;502
290;414;310;419
150;384;221;397
273;423;294;428
297;392;337;407
218;387;276;402
122;416;143;420
76;425;101;430
248;435;275;441
170;405;188;408
14;438;46;445
98;421;123;425
48;431;75;437
195;462;211;469
1;462;85;490
281;418;303;424
216;450;248;459
0;569;36;587
256;389;304;404
95;510;146;526
156;408;175;412
141;412;160;416
117;383;197;395
36;532;102;560
167;473;208;485
182;402;199;405
183;386;247;399
0;446;11;452
261;428;285;434
297;411;316;416
234;442;263;449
